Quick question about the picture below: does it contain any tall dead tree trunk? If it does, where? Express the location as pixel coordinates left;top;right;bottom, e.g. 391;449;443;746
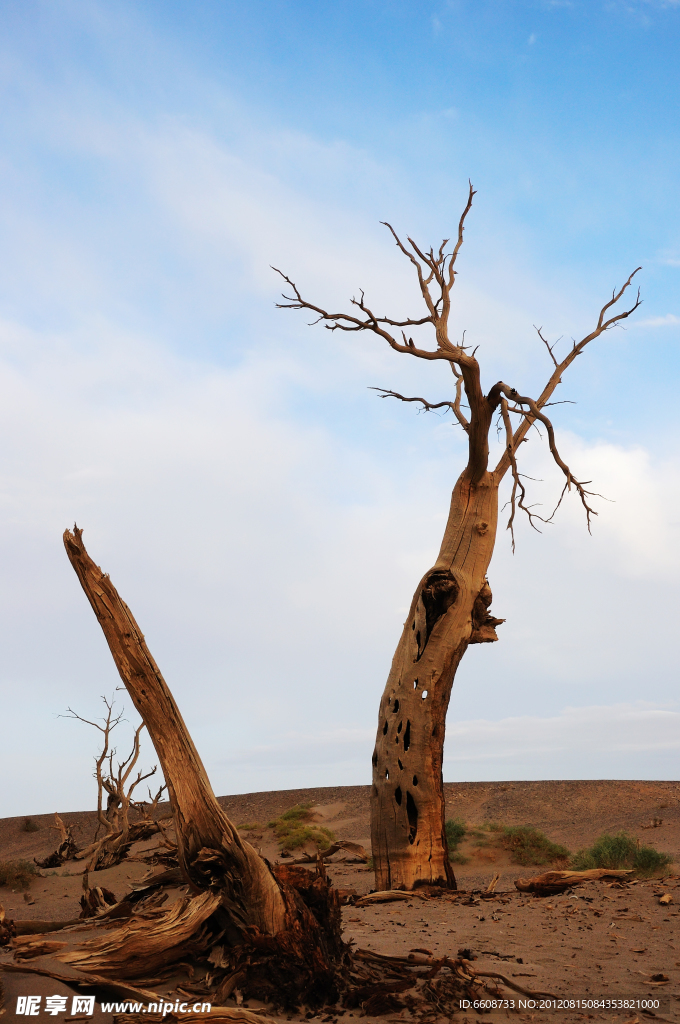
275;183;641;890
64;526;288;934
372;471;501;889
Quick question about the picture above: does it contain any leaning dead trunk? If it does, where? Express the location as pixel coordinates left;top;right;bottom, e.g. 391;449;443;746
63;526;286;936
371;469;502;890
62;527;353;1007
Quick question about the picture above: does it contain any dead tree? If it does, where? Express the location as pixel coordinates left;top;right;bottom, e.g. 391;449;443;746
61;526;348;1004
62;697;168;871
34;814;79;869
274;184;641;891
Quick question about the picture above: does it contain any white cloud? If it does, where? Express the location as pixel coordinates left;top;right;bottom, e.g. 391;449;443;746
444;703;680;781
636;313;680;327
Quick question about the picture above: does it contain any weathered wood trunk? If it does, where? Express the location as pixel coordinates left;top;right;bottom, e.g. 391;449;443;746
371;469;502;890
275;196;641;896
63;526;288;935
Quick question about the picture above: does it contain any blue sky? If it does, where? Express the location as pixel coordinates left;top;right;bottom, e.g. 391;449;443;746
1;0;679;816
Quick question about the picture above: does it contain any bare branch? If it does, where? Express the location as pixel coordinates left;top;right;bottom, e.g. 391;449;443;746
449;362;470;433
499;398;544;551
370;386;470;434
495;268;642;481
535;326;560;368
447;180;476;291
496;384;599;531
274;186;479;371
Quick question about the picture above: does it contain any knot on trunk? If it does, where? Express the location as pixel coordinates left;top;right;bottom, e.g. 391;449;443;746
413;570;459;660
469;578;505;644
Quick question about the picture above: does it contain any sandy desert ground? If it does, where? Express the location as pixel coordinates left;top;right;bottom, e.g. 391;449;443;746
1;780;678;1022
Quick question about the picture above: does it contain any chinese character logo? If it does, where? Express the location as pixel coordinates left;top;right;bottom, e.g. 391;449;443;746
72;995;96;1014
45;995;68;1015
16;996;41;1015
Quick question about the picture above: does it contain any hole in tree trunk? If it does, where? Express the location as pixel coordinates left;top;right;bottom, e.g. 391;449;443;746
382;721;388;735
398;758;403;770
412;775;418;786
394;786;402;806
413;679;418;689
418;569;459;652
406;791;418;844
372;750;377;767
397;721;403;733
404;720;411;752
385;769;389;779
421;690;428;699
393;699;400;713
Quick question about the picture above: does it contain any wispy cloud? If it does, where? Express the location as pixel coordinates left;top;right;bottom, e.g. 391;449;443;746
636;313;680;326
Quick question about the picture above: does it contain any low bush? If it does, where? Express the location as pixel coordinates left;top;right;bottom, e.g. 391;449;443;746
268;803;335;852
0;859;39;890
21;818;41;833
571;831;673;877
445;818;469;863
451;821;569;866
497;825;570;866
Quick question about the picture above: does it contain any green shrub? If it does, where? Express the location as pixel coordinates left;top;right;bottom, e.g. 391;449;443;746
571;831;673;877
0;860;39;890
445;818;469;862
267;804;335;852
445;817;466;850
446;819;569;867
497;825;570;867
21;818;40;833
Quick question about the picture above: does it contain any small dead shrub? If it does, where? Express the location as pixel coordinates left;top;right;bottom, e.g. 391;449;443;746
0;860;39;890
21;818;41;833
454;822;569;866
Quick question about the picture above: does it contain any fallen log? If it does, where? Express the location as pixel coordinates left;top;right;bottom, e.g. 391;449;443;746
354;890;422;906
12;919;82;936
515;868;633;895
0;960;163;1003
291;840;368;864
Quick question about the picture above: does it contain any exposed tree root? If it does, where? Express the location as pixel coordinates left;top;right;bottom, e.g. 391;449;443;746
3;871;553;1017
60;891;222;978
